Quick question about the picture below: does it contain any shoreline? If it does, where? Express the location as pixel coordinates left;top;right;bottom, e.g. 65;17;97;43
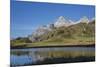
11;44;95;49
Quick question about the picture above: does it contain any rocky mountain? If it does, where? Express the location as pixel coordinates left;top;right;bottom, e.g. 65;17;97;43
11;16;95;47
90;17;95;23
54;16;73;27
76;16;89;24
39;20;95;41
28;16;95;42
29;25;52;42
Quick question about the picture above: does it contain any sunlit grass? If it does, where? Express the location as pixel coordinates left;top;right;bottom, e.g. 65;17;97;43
11;36;95;48
26;36;95;47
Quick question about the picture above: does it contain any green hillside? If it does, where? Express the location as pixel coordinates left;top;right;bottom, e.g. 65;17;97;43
11;21;95;47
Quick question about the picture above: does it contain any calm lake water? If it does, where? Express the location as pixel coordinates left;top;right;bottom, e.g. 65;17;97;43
10;47;95;66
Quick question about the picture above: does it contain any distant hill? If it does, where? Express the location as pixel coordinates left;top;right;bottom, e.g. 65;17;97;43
29;16;94;42
36;20;95;42
11;16;95;47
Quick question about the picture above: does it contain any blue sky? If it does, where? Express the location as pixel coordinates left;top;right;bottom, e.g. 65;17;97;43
10;0;95;38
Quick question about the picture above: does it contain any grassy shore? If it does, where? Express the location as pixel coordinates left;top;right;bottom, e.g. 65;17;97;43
11;36;95;48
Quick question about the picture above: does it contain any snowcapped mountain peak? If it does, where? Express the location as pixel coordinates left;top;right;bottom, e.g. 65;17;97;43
54;16;72;27
75;16;89;24
58;16;65;20
56;16;67;23
79;16;89;23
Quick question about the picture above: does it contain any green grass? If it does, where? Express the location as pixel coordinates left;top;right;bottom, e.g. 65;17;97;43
11;36;95;48
26;36;95;47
